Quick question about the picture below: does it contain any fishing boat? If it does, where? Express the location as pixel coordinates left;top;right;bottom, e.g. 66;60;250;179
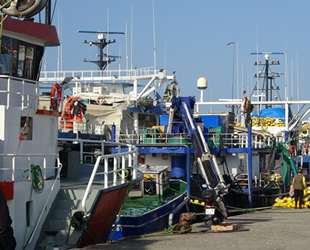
39;30;175;140
0;1;141;250
108;165;187;241
40;27;191;240
193;52;310;208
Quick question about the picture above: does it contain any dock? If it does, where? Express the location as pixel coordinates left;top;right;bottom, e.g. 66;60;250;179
72;207;310;250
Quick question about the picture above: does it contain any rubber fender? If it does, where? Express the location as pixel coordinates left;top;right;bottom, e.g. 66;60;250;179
0;0;48;18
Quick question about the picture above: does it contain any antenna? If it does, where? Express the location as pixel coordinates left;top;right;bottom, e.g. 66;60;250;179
152;1;157;69
297;52;299;110
131;5;133;71
125;22;128;73
164;41;167;70
291;59;293;100
106;6;110;72
236;41;239;100
57;9;61;78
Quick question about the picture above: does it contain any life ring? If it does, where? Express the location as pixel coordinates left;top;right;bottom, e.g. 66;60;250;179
50;83;62;110
96;96;105;105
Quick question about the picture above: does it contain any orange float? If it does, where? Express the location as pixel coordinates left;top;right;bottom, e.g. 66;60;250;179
50;83;62;110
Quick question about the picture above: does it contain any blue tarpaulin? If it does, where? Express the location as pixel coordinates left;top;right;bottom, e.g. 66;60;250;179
252;108;285;119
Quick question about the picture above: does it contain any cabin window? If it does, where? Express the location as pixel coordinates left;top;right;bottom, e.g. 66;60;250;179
25;46;34;79
0;36;11;75
20;116;33;140
1;36;44;80
17;45;25;77
11;39;18;75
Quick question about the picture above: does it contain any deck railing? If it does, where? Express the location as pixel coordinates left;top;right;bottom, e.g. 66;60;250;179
115;131;286;149
0;153;60;182
59;138;139;215
40;67;166;82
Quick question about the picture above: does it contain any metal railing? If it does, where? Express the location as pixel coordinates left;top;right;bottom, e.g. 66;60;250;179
40;67;166;82
26;158;62;246
60;138;138;216
0;76;38;110
115;131;286;149
0;75;66;112
0;153;60;182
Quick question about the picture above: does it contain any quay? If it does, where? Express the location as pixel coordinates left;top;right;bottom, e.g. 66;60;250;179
74;208;310;250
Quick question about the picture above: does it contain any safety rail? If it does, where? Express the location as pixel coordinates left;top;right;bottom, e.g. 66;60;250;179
60;120;106;135
0;153;60;182
60;138;138;216
0;75;65;112
26;158;62;247
0;75;38;110
116;132;191;145
40;67;166;82
115;131;286;149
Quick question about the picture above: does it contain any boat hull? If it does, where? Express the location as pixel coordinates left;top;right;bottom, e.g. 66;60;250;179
108;193;185;241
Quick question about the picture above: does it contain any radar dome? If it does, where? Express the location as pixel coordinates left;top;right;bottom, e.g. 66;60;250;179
197;77;208;90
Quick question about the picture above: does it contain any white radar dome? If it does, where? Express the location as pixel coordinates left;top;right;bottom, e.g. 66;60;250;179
197;77;208;90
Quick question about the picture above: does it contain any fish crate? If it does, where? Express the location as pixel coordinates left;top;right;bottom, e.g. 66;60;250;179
210;223;239;232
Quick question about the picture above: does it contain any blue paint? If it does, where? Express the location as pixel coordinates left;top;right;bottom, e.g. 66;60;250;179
111;124;116;142
171;155;187;178
168;145;191;227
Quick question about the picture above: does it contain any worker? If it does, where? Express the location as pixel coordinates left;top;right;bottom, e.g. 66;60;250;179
0;187;16;250
292;169;307;209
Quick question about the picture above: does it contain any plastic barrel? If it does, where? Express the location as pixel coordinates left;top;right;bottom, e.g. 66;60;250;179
171;155;186;178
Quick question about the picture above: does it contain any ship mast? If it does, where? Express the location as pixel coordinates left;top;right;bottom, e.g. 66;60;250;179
78;30;124;73
251;52;284;108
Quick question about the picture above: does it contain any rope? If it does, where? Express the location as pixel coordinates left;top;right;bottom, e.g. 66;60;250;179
22;165;44;194
21;165;44;249
229;187;289;198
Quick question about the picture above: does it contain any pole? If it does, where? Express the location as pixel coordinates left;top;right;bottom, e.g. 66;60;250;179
231;40;235;114
247;125;253;208
265;58;269;107
45;0;51;25
111;124;116;142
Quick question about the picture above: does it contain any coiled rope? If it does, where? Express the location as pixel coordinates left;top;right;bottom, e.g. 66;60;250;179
22;164;44;194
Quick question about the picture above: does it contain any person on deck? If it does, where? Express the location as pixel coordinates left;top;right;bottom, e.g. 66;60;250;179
0;187;16;250
292;169;307;209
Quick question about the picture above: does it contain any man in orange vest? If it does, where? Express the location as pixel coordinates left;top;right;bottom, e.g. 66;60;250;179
292;169;307;209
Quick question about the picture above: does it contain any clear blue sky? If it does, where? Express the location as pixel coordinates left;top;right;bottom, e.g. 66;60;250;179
44;0;310;108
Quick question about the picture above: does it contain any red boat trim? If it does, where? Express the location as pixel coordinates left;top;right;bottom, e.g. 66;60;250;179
2;15;59;46
36;109;62;117
0;181;14;200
